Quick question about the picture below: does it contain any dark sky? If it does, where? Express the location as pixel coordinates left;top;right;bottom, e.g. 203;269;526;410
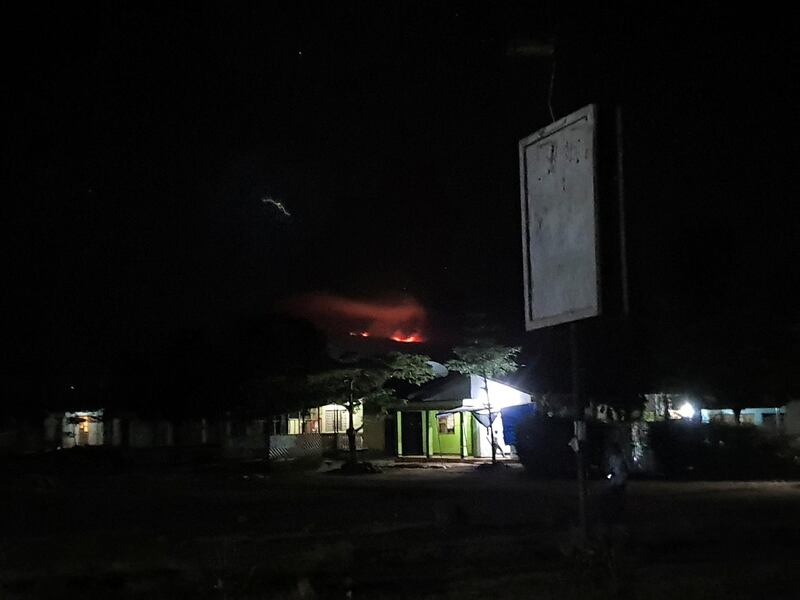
5;3;798;403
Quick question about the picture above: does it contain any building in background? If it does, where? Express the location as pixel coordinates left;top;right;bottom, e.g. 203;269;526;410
395;374;534;459
701;407;786;431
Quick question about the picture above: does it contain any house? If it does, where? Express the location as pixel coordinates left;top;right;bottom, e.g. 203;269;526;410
276;403;366;450
701;406;786;431
642;394;795;431
258;402;384;460
395;374;534;459
44;409;179;449
45;409;107;448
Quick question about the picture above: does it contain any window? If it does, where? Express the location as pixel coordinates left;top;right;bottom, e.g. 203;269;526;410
438;414;456;434
324;409;345;433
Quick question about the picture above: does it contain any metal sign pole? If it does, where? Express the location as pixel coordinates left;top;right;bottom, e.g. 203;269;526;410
519;104;603;543
616;104;630;316
570;322;588;541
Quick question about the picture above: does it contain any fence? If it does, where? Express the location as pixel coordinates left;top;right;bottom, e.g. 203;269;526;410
269;433;331;460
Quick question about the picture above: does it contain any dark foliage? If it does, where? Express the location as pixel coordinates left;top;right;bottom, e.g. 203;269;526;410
516;416;624;479
647;421;800;480
518;415;800;481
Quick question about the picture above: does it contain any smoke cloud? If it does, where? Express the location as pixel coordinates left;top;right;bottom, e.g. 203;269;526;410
280;293;426;342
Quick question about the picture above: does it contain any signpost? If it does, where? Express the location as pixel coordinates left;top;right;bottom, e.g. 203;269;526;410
519;104;600;541
520;104;599;332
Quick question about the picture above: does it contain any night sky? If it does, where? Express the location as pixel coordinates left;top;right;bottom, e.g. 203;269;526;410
6;4;797;409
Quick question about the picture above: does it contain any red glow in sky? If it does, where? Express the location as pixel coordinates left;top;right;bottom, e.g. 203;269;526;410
390;332;423;343
283;293;427;342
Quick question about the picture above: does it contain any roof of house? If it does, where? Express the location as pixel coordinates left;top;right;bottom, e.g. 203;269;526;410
406;373;471;404
402;373;533;411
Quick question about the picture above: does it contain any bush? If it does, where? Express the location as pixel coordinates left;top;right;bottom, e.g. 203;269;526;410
648;421;799;479
517;415;800;480
515;416;575;477
516;416;626;478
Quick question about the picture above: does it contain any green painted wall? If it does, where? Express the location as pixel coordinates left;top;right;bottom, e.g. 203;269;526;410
397;409;476;457
396;412;403;455
427;410;474;456
423;411;430;456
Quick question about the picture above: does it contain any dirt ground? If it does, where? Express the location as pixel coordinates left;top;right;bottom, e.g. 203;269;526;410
2;451;800;599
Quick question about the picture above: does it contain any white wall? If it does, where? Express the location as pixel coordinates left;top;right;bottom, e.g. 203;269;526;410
472;412;514;459
362;413;385;451
783;402;800;436
465;376;531;458
467;376;532;411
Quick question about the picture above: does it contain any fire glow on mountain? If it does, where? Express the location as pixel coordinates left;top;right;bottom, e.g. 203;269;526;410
283;293;426;343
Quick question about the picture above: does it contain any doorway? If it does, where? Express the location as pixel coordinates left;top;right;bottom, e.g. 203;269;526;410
78;421;90;446
401;412;424;456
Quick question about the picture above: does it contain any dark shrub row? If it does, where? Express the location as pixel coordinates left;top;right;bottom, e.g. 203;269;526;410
516;415;800;480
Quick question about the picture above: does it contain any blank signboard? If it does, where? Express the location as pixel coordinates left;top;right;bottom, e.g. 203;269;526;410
520;104;600;330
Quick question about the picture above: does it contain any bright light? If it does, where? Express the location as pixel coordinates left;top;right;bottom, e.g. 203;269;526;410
678;402;695;419
466;379;530;410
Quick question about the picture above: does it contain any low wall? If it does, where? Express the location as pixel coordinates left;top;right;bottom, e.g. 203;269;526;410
269;433;333;460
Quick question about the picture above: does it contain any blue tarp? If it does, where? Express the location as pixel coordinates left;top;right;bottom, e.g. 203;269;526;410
499;403;536;446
